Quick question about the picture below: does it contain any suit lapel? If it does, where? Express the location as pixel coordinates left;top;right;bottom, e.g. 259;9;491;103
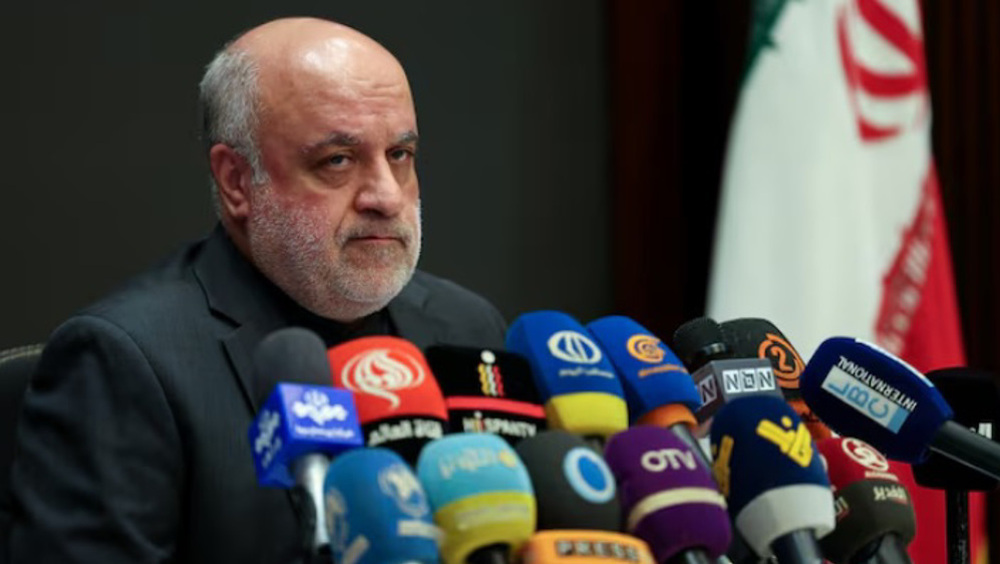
193;226;288;413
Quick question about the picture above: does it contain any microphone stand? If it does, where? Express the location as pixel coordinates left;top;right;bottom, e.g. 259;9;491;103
945;489;970;564
770;530;824;564
666;549;714;564
467;543;510;564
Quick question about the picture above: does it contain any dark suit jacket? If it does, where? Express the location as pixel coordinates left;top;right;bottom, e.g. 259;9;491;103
7;226;506;564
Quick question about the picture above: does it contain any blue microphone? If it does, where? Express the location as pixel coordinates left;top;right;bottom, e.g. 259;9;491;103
800;337;1000;479
586;315;700;424
506;311;627;440
416;433;535;564
247;328;364;553
710;396;834;563
323;448;439;564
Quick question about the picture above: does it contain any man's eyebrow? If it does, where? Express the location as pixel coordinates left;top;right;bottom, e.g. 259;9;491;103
303;132;362;153
396;130;419;145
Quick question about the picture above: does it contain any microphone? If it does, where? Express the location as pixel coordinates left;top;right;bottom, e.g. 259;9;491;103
586;315;700;427
672;317;783;426
799;337;1000;478
416;433;535;564
322;448;440;564
247;328;364;554
425;345;547;444
327;336;448;464
910;367;1000;490
709;395;834;564
514;430;620;531
505;311;628;441
604;425;732;564
520;530;656;563
816;438;915;564
719;318;831;440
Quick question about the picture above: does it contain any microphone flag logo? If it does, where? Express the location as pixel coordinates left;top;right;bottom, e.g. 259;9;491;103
378;463;430;519
626;334;665;363
757;332;805;389
253;409;281;455
563;447;616;504
291;389;349;425
547;331;603;364
341;348;426;409
756;416;814;467
478;349;505;397
841;437;890;472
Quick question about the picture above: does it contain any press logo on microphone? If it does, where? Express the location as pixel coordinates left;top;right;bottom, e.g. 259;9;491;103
548;331;603;364
842;438;890;472
563;447;616;503
873;484;909;505
640;448;699;472
478;350;505;397
626;335;664;363
554;539;649;562
722;367;776;394
757;333;804;389
291;390;349;425
253;409;282;469
437;446;520;480
820;356;917;433
341;348;426;409
378;463;429;518
756;416;813;467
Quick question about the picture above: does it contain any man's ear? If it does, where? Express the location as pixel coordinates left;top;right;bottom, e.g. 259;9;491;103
209;143;255;221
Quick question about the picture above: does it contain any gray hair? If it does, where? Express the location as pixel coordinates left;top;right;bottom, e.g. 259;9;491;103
199;47;269;215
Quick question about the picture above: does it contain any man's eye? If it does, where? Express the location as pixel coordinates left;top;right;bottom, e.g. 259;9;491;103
389;148;414;163
326;154;350;167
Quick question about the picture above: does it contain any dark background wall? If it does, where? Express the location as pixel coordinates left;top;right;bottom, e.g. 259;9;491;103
0;1;611;350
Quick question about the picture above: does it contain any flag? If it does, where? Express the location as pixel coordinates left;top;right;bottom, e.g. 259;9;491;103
707;0;977;562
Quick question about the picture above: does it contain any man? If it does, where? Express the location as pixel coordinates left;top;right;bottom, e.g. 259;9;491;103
7;18;506;564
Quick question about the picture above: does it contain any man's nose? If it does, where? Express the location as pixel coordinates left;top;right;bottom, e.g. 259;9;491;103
354;157;406;217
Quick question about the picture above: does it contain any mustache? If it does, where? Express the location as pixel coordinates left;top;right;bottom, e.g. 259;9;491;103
338;220;416;244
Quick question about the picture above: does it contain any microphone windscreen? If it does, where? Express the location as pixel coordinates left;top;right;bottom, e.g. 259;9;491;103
720;318;806;399
328;336;448;463
515;430;619;531
799;337;953;463
521;530;656;563
604;426;731;561
817;438;916;564
709;396;833;556
911;367;1000;491
249;383;363;487
425;345;546;444
416;433;535;564
586;316;701;423
672;317;731;370
323;448;439;564
253;327;333;403
506;311;627;438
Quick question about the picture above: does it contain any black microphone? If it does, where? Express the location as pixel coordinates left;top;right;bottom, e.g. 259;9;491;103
673;317;783;427
514;430;620;531
425;345;547;445
910;368;1000;564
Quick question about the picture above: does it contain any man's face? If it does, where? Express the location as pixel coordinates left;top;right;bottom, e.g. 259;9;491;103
245;51;421;321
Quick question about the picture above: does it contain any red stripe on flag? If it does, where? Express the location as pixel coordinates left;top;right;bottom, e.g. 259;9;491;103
445;396;546;419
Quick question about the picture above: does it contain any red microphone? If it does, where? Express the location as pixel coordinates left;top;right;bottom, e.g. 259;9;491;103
817;437;916;564
327;336;448;464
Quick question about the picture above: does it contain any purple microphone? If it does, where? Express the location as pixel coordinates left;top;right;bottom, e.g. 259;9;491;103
605;426;732;563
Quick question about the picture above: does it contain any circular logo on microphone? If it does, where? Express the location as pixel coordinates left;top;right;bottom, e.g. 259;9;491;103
341;348;426;410
626;334;665;363
757;333;805;389
324;488;349;553
378;463;429;519
547;331;603;364
563;447;615;504
842;438;890;472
